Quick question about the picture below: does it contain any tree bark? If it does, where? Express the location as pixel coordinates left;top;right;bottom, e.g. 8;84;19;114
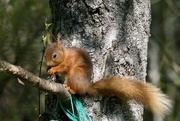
47;0;151;121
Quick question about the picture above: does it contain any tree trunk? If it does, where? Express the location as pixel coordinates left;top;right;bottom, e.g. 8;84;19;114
45;0;151;120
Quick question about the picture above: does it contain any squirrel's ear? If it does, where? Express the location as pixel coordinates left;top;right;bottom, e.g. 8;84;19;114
56;33;64;50
46;32;52;45
56;33;62;45
57;33;61;42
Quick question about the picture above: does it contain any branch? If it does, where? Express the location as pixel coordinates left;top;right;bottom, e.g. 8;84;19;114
0;60;71;105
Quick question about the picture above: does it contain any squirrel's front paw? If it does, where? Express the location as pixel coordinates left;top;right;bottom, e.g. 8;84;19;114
47;68;56;75
63;84;76;94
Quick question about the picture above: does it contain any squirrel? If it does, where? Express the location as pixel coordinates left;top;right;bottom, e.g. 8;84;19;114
44;33;172;117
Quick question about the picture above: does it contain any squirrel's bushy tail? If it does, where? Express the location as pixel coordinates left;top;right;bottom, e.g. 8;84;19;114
90;76;172;116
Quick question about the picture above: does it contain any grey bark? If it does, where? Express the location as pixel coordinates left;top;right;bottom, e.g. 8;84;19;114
46;0;151;120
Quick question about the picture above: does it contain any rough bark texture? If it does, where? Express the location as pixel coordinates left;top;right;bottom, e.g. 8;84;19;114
46;0;151;120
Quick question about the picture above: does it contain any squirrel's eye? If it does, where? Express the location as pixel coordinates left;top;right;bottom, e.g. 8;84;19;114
52;53;58;59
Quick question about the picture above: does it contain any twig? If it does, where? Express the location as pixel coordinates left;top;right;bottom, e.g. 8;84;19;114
0;60;71;105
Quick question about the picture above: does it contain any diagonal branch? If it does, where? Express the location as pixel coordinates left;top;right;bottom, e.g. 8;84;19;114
0;60;71;105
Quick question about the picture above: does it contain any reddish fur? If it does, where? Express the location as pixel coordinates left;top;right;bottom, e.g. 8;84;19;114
45;36;171;116
45;38;92;94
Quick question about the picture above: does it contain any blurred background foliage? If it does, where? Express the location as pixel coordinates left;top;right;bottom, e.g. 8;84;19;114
0;0;50;120
0;0;179;121
147;0;180;121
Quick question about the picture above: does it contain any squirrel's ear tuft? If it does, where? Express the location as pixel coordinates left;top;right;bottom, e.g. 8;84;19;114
46;32;52;45
57;33;61;41
56;33;62;46
56;33;64;50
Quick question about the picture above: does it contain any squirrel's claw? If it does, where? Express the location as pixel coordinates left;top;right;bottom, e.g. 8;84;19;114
63;84;76;94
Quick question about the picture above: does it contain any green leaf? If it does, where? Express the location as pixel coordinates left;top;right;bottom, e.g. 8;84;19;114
42;35;47;46
45;23;52;30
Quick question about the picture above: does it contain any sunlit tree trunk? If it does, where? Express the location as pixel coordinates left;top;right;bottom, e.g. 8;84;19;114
45;0;151;120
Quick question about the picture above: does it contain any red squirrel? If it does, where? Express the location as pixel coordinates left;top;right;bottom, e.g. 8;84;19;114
45;33;172;117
